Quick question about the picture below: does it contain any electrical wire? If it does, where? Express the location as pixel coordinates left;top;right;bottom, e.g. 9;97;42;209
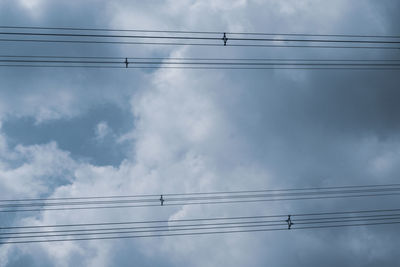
1;38;399;49
3;187;400;207
2;221;399;245
1;208;399;244
2;182;400;202
3;213;400;237
1;59;400;66
0;25;399;38
0;56;399;70
1;55;400;62
3;217;398;240
1;185;400;212
2;32;400;45
1;65;399;70
3;208;400;229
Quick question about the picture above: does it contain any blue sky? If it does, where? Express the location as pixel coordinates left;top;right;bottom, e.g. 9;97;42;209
0;0;400;266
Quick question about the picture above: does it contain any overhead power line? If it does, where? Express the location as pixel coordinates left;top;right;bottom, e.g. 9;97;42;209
1;59;400;66
1;27;400;49
0;55;399;70
1;25;399;38
0;208;399;244
3;182;400;201
1;31;400;44
2;65;399;71
2;221;399;245
1;38;399;49
1;183;400;212
2;55;400;61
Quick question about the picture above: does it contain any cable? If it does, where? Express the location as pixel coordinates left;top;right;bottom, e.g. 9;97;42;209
3;182;400;202
0;219;287;236
0;25;225;35
1;65;399;70
1;215;399;244
3;207;400;229
2;185;400;212
4;217;399;240
2;221;399;245
0;222;288;239
1;208;398;243
0;214;287;230
1;192;400;212
3;186;400;204
4;213;400;237
2;59;400;67
2;32;400;45
4;187;400;207
1;38;399;50
1;55;400;62
0;31;221;40
1;188;400;207
0;25;399;38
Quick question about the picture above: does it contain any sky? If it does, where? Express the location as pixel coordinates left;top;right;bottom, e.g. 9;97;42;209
0;0;400;266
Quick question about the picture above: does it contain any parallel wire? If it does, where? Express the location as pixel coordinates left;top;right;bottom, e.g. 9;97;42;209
3;208;400;230
1;25;400;244
2;214;400;238
1;38;399;49
2;185;400;212
1;210;399;244
1;32;400;44
2;187;400;207
0;25;399;38
1;65;399;70
0;56;399;70
1;193;400;212
3;183;400;202
1;55;400;62
2;221;400;245
1;59;400;66
3;216;399;240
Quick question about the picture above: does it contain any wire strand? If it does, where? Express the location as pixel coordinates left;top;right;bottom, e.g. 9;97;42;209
1;221;399;245
0;25;399;38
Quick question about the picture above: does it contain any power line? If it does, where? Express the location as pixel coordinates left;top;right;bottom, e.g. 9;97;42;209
3;217;399;240
2;221;399;245
2;183;400;202
2;59;400;66
0;56;399;70
3;207;400;229
3;213;400;237
1;182;400;202
1;185;400;212
1;39;399;49
0;25;225;35
5;187;400;207
0;31;221;40
1;32;400;45
0;25;399;39
1;55;400;62
1;65;399;70
3;213;400;236
1;208;399;244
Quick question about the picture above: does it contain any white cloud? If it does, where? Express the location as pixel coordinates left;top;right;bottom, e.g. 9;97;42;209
1;0;400;266
0;141;76;199
95;121;112;141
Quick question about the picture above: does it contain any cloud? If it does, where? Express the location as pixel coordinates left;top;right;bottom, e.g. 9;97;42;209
0;141;76;199
94;121;112;141
1;0;400;266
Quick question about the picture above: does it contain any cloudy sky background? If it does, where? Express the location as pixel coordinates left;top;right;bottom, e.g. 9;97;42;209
0;0;400;266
